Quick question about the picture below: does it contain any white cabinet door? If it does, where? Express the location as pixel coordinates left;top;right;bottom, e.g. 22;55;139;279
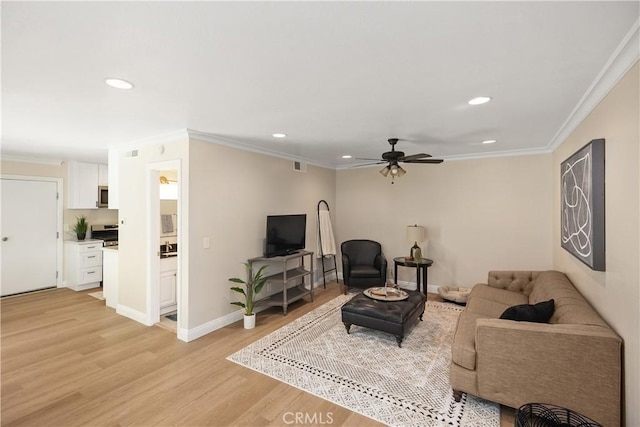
159;270;177;308
98;164;109;186
68;161;99;209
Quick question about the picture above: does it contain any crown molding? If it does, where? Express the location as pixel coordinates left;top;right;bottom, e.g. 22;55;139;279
335;146;551;170
547;18;640;151
439;147;551;162
0;154;63;166
186;129;335;170
109;129;190;152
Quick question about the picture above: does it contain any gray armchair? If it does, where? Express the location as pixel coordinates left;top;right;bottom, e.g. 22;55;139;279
341;240;387;293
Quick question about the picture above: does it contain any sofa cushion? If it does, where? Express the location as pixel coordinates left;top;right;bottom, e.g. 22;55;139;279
487;271;540;295
468;284;529;308
529;271;609;327
499;299;555;323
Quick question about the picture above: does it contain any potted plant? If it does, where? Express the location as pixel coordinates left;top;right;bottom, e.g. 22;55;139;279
229;262;269;329
73;215;88;240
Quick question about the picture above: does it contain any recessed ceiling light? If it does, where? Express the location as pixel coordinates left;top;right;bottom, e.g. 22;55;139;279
468;96;492;105
105;78;134;89
272;133;287;138
342;155;352;159
482;139;497;144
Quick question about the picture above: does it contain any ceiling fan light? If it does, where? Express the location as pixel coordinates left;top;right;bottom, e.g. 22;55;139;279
390;164;399;175
396;166;407;177
379;166;390;177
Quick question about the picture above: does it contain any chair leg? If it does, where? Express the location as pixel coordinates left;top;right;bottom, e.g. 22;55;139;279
343;285;348;295
453;390;463;402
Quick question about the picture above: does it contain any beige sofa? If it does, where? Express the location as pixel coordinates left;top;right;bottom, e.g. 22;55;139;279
450;270;622;427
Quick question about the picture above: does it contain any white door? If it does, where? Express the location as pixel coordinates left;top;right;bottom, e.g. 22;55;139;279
1;178;58;296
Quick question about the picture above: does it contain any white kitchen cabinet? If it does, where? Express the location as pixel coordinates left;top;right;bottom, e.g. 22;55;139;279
159;256;177;314
64;240;103;291
98;164;109;186
67;160;108;209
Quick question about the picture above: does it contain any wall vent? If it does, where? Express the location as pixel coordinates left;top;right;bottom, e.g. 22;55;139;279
130;149;139;157
293;161;306;172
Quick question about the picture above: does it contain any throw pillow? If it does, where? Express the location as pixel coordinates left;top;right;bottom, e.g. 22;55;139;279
499;299;555;323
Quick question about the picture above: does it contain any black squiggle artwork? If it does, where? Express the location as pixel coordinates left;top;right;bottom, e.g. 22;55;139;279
560;139;606;271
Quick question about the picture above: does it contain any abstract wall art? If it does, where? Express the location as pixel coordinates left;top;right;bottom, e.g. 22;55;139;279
560;138;606;271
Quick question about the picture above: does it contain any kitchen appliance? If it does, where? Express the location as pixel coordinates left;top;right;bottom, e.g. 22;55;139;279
91;224;118;246
98;186;109;208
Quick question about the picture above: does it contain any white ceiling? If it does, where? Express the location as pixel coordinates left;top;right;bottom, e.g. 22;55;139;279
2;2;638;167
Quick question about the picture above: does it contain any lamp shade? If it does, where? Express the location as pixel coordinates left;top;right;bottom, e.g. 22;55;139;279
406;225;425;244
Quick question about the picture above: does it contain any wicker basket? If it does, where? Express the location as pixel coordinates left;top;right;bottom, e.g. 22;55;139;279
515;403;602;427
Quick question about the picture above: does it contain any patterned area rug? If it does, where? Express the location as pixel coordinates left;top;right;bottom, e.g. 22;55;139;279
227;294;499;426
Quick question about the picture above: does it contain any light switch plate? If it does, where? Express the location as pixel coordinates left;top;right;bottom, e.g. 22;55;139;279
203;237;210;249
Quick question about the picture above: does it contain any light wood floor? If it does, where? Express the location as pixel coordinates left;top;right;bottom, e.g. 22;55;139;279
1;283;515;426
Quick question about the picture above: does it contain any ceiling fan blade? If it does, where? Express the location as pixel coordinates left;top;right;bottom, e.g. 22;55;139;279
350;161;386;168
403;159;444;164
400;153;432;161
354;157;384;161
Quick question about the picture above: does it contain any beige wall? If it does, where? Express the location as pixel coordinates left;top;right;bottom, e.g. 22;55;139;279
187;138;336;329
1;159;118;283
113;135;335;333
336;154;554;288
1;160;118;239
115;137;189;316
552;62;639;425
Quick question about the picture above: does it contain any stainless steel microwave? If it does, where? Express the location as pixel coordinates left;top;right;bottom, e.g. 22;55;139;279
98;186;109;208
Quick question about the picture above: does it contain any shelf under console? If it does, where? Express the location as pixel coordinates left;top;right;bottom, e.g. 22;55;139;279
248;250;314;315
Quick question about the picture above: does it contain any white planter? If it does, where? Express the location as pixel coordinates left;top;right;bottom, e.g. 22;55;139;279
244;314;256;329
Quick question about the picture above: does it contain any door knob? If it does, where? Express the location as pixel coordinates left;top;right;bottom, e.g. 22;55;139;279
2;237;8;241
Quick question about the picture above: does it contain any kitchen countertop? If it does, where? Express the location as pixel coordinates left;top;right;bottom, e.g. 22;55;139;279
102;246;118;251
65;238;104;244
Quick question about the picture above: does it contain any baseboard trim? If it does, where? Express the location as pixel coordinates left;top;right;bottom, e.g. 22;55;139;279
116;304;153;326
180;304;272;342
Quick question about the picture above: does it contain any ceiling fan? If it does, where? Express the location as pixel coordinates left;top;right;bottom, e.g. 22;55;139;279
354;138;444;183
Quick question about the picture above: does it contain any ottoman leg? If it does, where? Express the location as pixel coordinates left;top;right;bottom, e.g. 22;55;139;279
344;323;352;334
453;390;463;402
395;335;403;347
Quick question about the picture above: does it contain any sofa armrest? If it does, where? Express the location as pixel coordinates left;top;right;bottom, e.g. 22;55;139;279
475;318;621;427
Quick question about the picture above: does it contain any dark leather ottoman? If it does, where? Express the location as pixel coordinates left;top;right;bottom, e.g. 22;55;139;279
341;290;426;347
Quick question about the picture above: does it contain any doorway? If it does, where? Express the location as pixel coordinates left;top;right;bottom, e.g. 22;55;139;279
1;176;63;296
147;161;181;337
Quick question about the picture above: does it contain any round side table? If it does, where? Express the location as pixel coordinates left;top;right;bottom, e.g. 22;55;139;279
393;257;433;294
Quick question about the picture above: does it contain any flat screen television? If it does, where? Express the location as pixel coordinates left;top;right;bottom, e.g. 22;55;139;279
264;214;306;258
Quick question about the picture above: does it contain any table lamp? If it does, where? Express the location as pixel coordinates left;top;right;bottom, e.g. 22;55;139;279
406;225;425;262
